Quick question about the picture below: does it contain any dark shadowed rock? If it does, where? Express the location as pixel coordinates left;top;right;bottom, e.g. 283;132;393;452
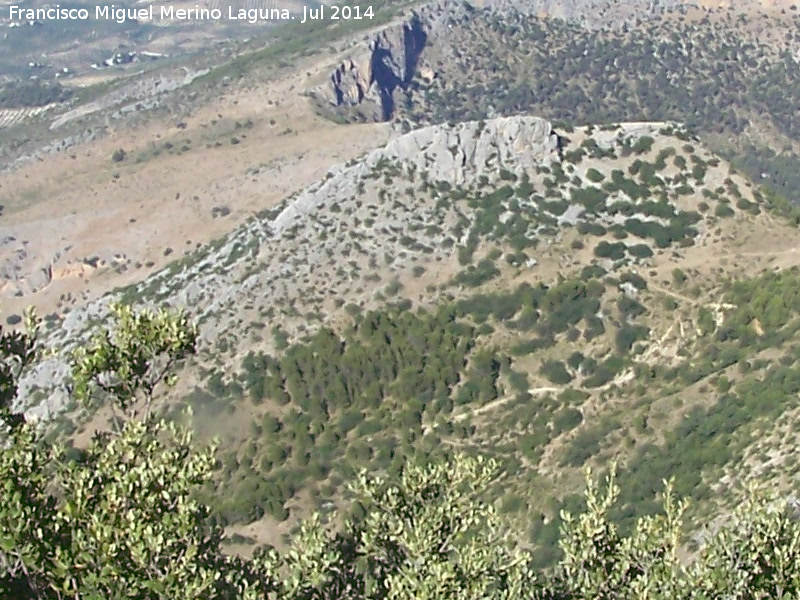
313;1;473;121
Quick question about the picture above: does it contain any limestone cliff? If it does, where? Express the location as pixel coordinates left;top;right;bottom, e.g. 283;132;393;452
313;1;472;121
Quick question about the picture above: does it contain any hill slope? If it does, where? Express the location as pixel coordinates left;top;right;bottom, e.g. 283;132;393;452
21;115;800;560
314;0;800;207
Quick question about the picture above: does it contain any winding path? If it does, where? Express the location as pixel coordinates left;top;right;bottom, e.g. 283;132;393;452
452;386;560;422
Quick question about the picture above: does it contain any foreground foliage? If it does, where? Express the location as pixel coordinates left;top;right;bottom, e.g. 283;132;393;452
0;419;275;599
3;419;800;599
4;304;800;598
0;308;43;429
71;302;198;426
277;454;536;600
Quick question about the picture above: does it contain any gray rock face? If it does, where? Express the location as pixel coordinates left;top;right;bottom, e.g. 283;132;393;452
328;57;374;106
317;16;426;120
314;1;471;120
380;116;558;184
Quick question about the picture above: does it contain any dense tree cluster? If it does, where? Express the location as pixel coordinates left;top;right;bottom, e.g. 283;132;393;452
209;266;660;528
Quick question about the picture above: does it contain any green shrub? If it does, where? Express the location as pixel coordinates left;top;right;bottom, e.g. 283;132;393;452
627;243;654;259
594;241;626;260
715;203;735;218
586;168;605;182
540;360;574;385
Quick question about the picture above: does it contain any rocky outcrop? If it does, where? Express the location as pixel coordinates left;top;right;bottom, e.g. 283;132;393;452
314;1;472;121
327;57;374;108
379;116;558;184
274;116;557;230
371;13;427;119
317;15;427;120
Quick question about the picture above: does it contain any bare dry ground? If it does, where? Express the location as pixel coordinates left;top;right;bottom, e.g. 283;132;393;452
0;53;394;322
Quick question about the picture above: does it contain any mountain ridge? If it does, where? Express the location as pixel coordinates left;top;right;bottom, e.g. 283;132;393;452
18;114;790;416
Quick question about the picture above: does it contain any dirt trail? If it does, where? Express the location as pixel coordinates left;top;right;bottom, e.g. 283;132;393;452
453;386;560;423
648;282;699;305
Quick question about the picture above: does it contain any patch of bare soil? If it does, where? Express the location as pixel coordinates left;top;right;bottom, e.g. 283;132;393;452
0;56;394;321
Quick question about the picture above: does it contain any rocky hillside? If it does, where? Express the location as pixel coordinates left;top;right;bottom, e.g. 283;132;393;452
310;0;460;122
311;0;703;121
23;114;800;560
312;0;800;207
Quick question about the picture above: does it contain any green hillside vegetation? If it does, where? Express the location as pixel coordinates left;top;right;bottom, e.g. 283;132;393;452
189;258;800;569
35;122;794;571
3;310;800;599
394;8;800;208
203;274;627;526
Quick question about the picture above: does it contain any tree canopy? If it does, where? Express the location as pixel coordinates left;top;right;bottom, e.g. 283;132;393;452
2;304;800;598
